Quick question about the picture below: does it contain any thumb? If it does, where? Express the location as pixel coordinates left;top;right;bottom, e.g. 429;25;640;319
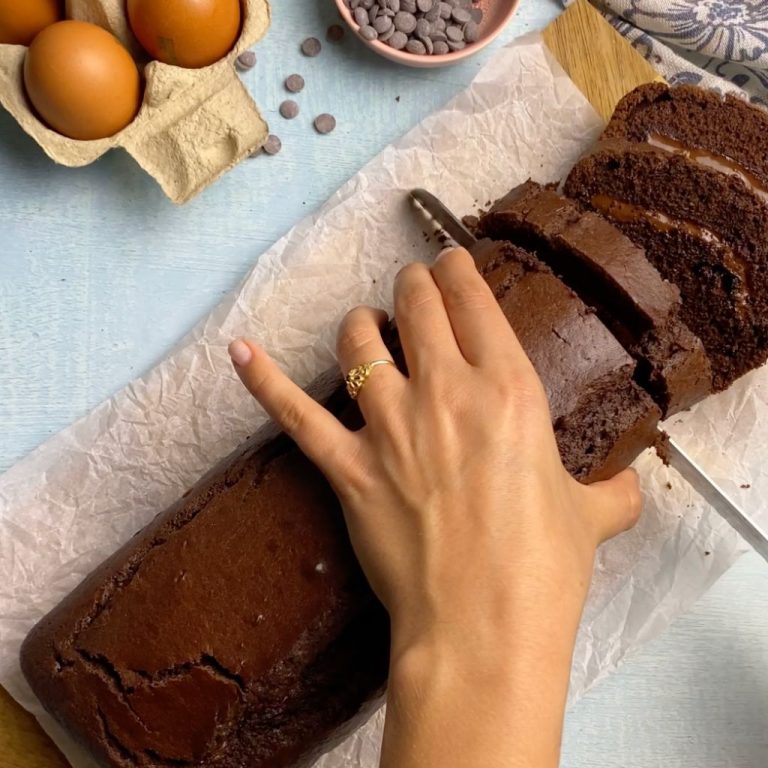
581;468;643;543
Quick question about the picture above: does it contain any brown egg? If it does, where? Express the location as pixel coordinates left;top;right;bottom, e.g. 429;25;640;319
24;21;142;141
0;0;63;46
127;0;241;69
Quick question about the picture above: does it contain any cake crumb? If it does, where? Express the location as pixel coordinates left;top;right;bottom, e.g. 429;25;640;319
704;551;711;556
665;481;672;490
741;483;751;489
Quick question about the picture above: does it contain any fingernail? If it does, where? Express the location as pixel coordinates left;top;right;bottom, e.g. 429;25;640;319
228;339;253;367
436;246;455;261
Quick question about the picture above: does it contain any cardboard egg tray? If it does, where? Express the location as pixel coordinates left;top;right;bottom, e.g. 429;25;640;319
0;0;271;203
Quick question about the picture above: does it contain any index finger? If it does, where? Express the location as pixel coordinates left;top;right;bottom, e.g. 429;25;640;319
229;339;358;480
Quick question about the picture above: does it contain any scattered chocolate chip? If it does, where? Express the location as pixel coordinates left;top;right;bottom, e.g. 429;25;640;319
301;37;322;57
235;50;257;71
314;114;337;134
279;100;300;119
262;135;282;155
327;24;345;42
285;73;305;93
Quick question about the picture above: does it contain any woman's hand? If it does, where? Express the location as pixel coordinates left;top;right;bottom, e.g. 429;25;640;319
228;246;642;768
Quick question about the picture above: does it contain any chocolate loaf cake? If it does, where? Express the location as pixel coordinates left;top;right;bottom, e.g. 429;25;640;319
21;245;660;768
477;181;713;415
565;86;768;389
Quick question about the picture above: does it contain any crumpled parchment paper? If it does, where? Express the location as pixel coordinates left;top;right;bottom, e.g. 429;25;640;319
0;32;764;768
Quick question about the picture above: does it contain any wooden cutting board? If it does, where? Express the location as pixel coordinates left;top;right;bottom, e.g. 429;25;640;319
0;1;662;765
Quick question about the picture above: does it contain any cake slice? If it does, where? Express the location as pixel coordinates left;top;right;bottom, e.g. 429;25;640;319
21;246;660;768
564;137;768;390
604;82;768;195
477;181;713;416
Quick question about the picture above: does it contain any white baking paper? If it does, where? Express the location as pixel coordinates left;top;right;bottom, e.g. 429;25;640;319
1;32;765;767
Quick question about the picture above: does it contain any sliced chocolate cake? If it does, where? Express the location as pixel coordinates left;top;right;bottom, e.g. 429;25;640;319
565;136;768;390
477;181;713;416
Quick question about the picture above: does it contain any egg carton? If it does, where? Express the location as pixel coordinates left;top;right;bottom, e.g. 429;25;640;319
0;0;270;203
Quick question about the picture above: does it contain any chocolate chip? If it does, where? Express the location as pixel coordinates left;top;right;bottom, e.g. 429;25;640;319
439;2;452;19
446;24;463;41
360;25;378;40
405;39;427;54
463;20;479;43
354;7;369;26
394;11;417;33
415;17;431;37
447;38;465;50
279;100;299;119
285;74;305;93
451;7;470;23
379;23;395;41
417;0;434;10
262;135;282;155
433;40;449;54
373;15;393;33
301;37;322;57
314;114;337;134
387;30;409;49
235;51;257;71
470;6;483;23
401;0;417;11
327;24;346;42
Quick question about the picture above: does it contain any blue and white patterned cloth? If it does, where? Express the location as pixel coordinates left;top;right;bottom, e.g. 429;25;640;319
563;0;768;105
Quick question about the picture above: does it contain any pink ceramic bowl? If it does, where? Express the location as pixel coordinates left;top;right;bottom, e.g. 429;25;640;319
335;0;520;68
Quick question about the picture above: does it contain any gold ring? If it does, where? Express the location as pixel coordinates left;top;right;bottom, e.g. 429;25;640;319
345;360;396;400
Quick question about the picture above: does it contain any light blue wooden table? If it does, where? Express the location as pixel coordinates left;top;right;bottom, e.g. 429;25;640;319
1;1;766;765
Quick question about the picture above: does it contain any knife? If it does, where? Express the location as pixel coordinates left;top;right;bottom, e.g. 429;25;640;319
410;188;768;564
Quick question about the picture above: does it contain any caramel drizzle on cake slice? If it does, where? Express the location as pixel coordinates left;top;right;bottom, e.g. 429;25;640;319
590;194;750;315
646;133;768;204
